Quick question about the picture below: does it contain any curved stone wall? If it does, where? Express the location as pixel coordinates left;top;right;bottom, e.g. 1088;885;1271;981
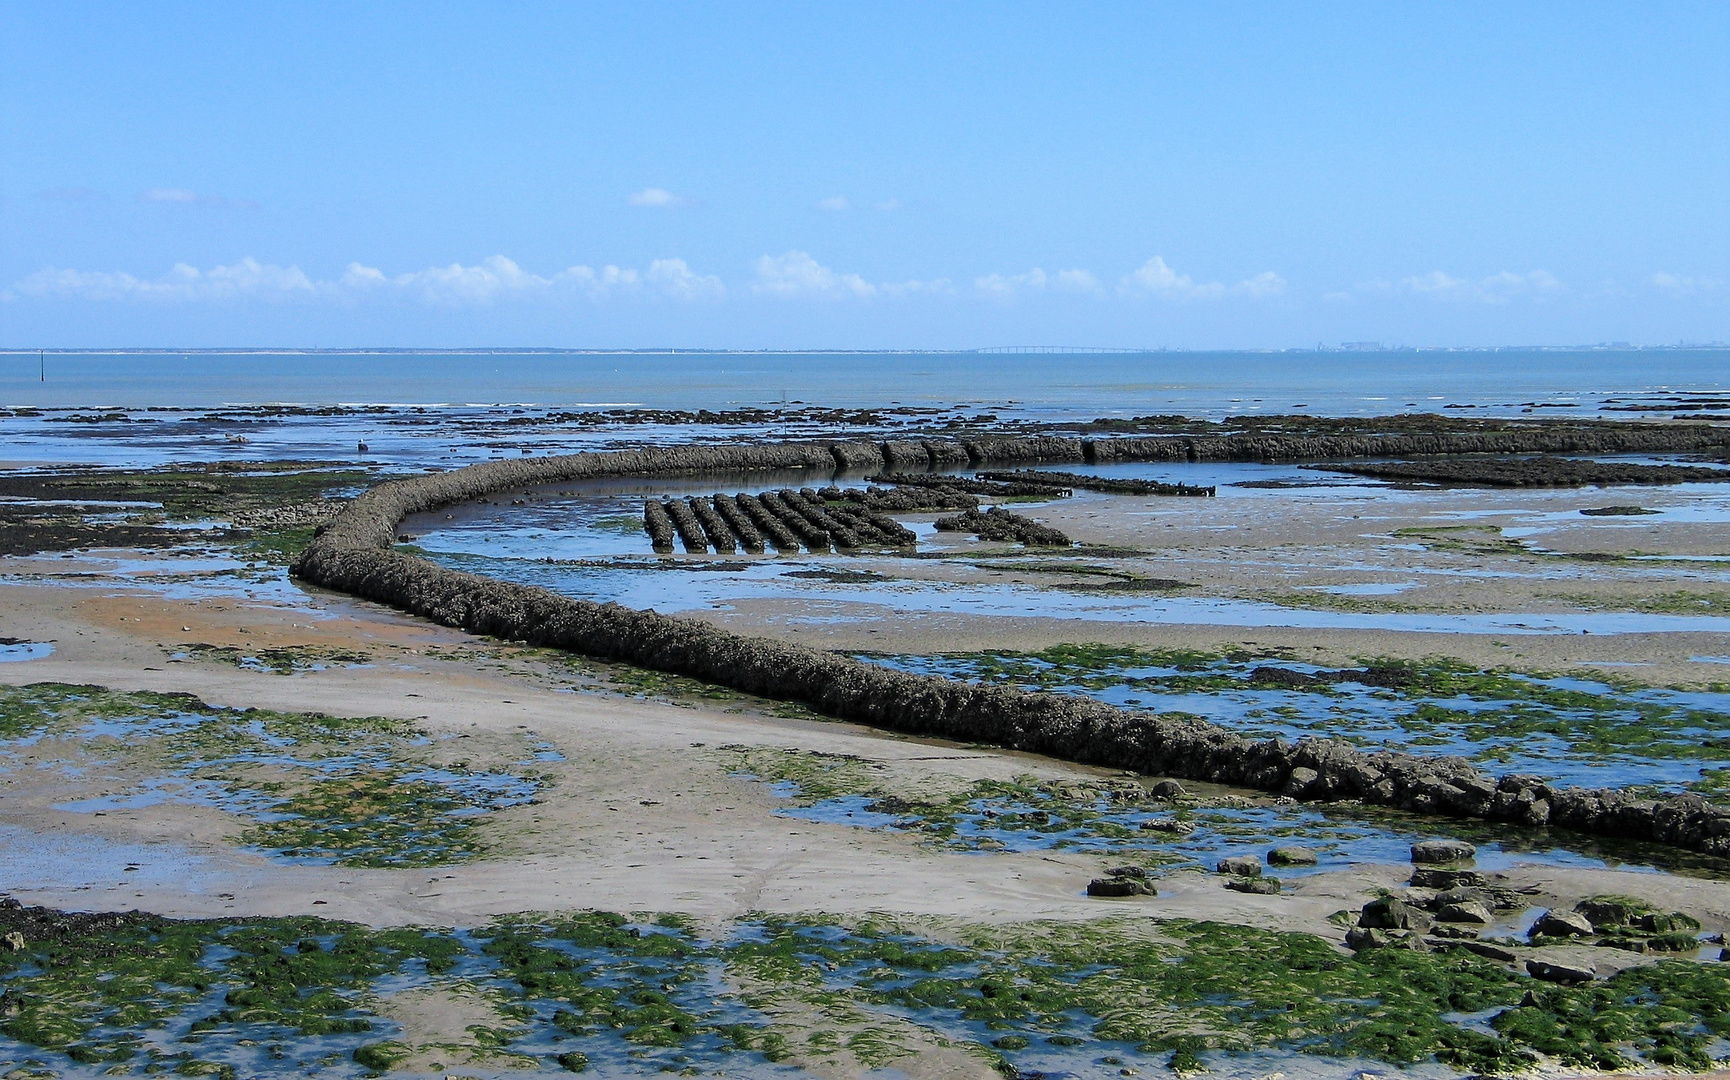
292;430;1730;857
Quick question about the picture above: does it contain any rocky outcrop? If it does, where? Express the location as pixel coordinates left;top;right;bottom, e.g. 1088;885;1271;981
291;436;1730;859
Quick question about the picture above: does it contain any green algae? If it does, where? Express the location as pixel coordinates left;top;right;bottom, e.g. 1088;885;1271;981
0;683;544;867
861;646;1730;782
0;906;461;1073
238;525;320;564
1557;590;1730;615
1260;590;1421;613
4;903;1729;1076
723;915;1730;1074
173;643;375;675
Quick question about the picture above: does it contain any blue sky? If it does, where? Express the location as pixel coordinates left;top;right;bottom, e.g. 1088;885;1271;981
2;2;1726;349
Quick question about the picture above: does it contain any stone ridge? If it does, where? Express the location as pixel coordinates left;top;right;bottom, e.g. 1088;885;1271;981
291;432;1730;857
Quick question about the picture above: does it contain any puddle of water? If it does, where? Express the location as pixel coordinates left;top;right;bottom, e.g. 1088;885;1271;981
760;779;1666;879
859;652;1730;796
0;546;320;608
0;640;52;662
422;547;1730;637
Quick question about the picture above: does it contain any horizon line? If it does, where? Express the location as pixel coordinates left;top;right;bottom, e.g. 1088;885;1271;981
2;342;1727;357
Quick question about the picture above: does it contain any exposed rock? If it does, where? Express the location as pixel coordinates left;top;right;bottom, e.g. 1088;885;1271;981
1088;866;1156;897
1216;855;1262;877
1408;867;1483;889
1225;877;1280;895
1437;901;1493;925
1530;909;1594;938
1149;780;1186;800
1138;817;1195;835
1266;846;1319;866
1345;927;1426;952
1344;927;1387;951
1411;839;1477;864
1086;878;1142;898
1359;897;1432;932
1575;898;1641;929
1635;911;1700;933
1526;959;1596;984
1282;767;1320;797
1429;923;1481;939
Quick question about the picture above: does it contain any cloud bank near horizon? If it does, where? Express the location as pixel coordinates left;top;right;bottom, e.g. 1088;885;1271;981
7;252;1611;311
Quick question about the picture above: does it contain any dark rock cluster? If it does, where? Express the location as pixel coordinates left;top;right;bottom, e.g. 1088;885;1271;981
932;506;1072;546
1320;456;1730;488
978;469;1215;497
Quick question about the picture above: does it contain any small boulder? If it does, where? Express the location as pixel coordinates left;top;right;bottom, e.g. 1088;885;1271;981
0;932;21;951
1530;909;1594;938
1430;923;1481;940
1574;898;1639;928
1087;878;1141;898
1411;839;1477;864
1359;897;1432;932
1282;767;1320;797
1437;901;1493;925
1344;927;1388;951
1408;867;1461;890
1527;959;1595;984
1216;855;1262;878
1267;846;1319;867
1225;877;1280;895
1150;779;1186;800
1636;911;1700;933
1087;866;1157;897
1138;817;1196;835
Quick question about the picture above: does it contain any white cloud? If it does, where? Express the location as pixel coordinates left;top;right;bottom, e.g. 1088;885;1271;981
751;251;876;299
1652;272;1725;295
1116;258;1284;301
8;255;721;305
1118;257;1224;300
1399;269;1562;303
645;258;725;300
342;256;722;304
974;267;1101;300
1234;271;1286;298
140;188;258;209
7;258;313;302
627;187;692;208
815;195;850;212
